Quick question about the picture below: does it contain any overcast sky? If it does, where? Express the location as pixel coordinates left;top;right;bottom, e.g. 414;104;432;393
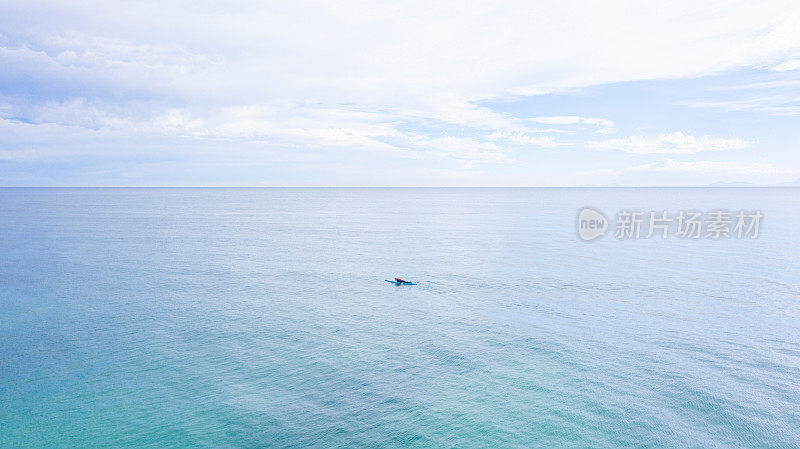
2;0;800;186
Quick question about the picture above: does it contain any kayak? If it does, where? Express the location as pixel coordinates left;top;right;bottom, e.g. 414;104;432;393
385;279;417;285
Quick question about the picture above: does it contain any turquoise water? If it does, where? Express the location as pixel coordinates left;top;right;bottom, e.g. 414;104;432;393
2;188;799;448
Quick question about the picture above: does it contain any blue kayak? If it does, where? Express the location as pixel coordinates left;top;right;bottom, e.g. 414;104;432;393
385;280;417;285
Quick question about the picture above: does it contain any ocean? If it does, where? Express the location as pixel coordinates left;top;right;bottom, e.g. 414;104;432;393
1;187;799;448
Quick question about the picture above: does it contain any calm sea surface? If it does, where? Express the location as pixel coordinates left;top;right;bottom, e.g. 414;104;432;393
2;188;799;448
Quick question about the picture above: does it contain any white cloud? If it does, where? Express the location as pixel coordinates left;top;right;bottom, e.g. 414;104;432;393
771;57;800;71
714;79;800;91
589;132;753;154
527;115;615;134
627;158;777;175
487;131;558;147
505;87;549;97
3;1;800;114
587;158;793;186
528;116;614;127
408;135;513;164
2;0;800;183
684;97;800;116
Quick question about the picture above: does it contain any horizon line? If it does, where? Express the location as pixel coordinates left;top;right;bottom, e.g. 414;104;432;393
1;186;798;189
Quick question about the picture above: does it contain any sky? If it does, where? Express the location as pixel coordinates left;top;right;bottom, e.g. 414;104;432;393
1;0;800;186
